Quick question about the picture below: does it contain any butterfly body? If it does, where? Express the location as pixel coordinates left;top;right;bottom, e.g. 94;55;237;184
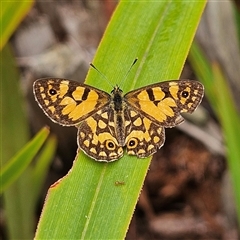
33;78;204;162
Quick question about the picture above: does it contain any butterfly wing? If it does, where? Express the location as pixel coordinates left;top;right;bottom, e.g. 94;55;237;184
125;80;204;127
124;108;165;158
78;106;165;160
33;78;204;161
77;106;124;162
33;78;110;126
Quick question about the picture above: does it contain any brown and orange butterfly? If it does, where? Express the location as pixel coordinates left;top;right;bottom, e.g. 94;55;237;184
33;78;204;162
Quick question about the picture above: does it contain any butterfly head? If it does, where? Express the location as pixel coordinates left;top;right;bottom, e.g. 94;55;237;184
111;85;124;112
111;85;123;95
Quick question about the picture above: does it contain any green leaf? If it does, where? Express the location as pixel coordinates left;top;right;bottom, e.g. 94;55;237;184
1;3;39;236
189;43;240;224
1;43;32;239
35;1;206;239
31;135;57;202
0;127;50;194
212;66;240;223
0;1;34;50
188;42;218;109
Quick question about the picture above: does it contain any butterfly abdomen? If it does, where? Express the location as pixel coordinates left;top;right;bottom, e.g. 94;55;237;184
115;114;125;146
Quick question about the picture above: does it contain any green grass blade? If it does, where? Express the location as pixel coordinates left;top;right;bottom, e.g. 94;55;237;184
1;127;50;194
31;135;57;202
212;65;240;225
0;1;34;50
189;42;240;225
1;43;33;239
1;4;35;237
35;2;206;239
234;4;240;44
189;42;218;108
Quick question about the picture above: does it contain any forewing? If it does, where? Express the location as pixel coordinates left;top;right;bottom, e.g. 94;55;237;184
33;78;110;126
77;107;124;162
125;80;204;127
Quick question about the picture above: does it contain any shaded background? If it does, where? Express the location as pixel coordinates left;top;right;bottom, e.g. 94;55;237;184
2;1;240;239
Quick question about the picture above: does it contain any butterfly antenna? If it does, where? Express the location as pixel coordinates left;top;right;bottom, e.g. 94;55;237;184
90;63;113;88
118;58;138;88
90;58;138;89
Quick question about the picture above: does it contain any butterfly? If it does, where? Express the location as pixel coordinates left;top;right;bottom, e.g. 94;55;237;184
33;78;204;162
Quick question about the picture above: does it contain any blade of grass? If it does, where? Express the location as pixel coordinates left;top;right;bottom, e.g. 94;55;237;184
31;135;57;202
189;42;240;225
35;1;206;239
1;127;50;194
189;42;218;108
1;2;44;239
212;64;240;224
233;4;240;45
1;43;33;239
0;1;34;50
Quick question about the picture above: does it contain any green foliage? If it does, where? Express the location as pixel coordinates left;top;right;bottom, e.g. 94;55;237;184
1;43;33;239
1;2;53;239
189;42;240;226
1;127;50;194
1;45;55;239
35;2;206;239
0;1;34;50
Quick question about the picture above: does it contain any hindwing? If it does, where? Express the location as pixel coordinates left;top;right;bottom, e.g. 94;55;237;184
77;106;124;161
124;108;165;158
